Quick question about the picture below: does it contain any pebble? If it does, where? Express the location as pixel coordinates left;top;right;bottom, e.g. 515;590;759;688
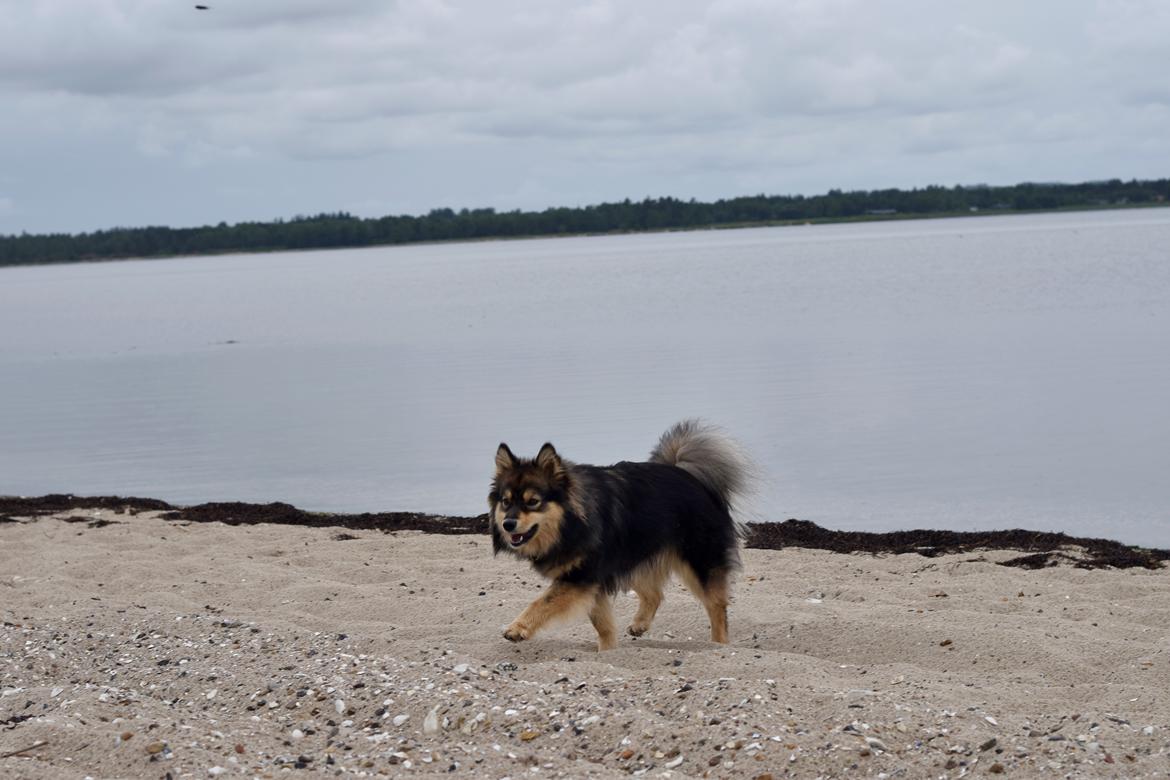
424;707;441;735
393;714;410;727
291;729;304;739
664;755;684;768
335;699;345;715
980;737;998;751
453;663;470;674
145;742;167;755
207;768;225;777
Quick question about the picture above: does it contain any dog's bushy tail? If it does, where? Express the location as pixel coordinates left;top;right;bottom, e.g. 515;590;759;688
649;419;754;539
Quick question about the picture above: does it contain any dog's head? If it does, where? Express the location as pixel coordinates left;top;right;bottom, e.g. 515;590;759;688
488;441;569;559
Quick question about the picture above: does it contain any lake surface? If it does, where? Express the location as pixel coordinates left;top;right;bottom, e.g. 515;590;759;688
2;210;1169;546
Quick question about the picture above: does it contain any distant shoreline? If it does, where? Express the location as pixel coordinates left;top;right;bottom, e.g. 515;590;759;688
4;183;1165;268
5;201;1170;269
3;493;1166;569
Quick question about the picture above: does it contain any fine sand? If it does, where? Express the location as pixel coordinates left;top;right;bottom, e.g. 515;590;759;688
2;510;1169;779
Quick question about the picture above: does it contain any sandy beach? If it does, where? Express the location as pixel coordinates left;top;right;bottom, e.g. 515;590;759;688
2;507;1169;779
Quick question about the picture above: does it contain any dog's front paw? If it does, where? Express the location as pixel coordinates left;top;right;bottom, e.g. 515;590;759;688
627;622;648;637
503;623;530;642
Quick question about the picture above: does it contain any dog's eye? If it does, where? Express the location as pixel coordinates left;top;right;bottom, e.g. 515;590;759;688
500;497;512;509
525;496;542;509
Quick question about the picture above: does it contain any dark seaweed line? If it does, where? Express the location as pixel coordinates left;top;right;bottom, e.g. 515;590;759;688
746;519;1170;570
2;494;1166;570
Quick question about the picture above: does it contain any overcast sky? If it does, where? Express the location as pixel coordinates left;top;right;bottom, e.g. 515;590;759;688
2;0;1167;235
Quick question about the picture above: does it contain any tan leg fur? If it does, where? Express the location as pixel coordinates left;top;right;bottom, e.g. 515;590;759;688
626;555;670;636
589;593;618;651
503;581;598;643
674;561;731;644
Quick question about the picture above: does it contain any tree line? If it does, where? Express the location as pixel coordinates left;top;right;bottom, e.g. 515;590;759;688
1;178;1167;266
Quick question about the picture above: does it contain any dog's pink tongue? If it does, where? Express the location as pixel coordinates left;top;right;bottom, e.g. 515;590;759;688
511;533;524;544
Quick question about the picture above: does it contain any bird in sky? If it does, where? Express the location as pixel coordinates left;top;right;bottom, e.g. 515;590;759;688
194;4;210;9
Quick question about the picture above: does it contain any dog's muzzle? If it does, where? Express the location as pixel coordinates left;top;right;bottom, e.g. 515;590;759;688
508;524;539;547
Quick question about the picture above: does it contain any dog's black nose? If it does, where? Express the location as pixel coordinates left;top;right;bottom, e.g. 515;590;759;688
502;519;517;532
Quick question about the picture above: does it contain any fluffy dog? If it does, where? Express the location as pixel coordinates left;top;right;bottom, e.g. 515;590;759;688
488;420;751;650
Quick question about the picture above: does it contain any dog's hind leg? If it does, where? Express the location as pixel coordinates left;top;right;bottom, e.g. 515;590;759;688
675;562;732;644
699;569;731;644
627;557;669;637
589;593;618;651
627;586;663;637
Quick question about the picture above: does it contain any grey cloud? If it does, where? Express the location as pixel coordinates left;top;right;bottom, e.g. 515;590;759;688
0;0;1167;234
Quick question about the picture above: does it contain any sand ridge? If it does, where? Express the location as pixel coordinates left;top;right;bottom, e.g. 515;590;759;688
2;510;1169;778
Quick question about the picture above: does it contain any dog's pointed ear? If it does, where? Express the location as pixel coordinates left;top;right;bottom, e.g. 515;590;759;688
535;442;568;483
495;443;516;474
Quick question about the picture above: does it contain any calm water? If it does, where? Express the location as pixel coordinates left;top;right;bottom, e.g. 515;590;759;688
2;210;1169;546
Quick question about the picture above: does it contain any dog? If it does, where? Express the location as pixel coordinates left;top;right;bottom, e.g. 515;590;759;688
488;420;751;651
